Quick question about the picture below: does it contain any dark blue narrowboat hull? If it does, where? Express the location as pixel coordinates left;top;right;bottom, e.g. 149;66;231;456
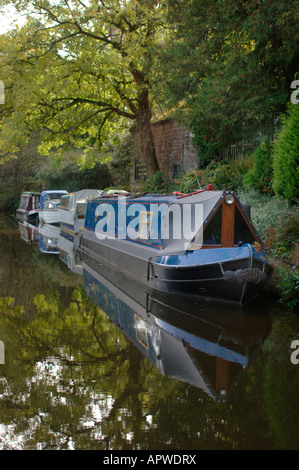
78;191;273;305
78;228;272;305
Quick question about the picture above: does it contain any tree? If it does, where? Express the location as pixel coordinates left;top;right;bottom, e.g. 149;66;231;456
0;0;166;174
244;138;274;194
273;104;299;201
156;0;299;163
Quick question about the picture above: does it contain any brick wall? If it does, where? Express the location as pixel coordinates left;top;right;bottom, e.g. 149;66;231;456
130;119;198;189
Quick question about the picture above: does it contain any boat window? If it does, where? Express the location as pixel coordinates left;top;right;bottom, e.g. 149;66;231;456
60;196;70;208
203;204;222;245
234;205;256;245
137;211;153;240
34;195;40;208
19;196;29;210
48;193;64;201
173;164;180;180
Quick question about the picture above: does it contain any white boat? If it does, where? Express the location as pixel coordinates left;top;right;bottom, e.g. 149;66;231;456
58;189;103;240
16;191;40;222
38;190;68;225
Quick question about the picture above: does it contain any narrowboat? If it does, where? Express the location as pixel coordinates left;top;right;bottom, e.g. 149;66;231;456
83;261;271;401
79;188;273;305
16;191;40;222
38;190;68;225
58;189;103;240
38;223;60;254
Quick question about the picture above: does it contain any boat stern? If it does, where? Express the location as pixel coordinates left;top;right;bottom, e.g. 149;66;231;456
152;244;273;304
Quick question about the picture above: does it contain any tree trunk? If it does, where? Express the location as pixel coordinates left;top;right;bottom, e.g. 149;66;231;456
135;90;159;176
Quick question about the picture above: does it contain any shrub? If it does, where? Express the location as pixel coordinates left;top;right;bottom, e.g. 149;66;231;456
178;160;246;194
178;171;203;193
141;171;175;194
272;210;299;253
243;138;274;194
272;267;299;312
236;190;292;240
202;160;245;190
273;104;299;201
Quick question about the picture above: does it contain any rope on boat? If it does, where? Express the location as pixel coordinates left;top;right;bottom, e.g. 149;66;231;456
223;267;267;284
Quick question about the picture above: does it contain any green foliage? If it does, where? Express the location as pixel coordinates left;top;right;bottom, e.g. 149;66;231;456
140;160;251;196
38;161;113;193
0;0;164;173
267;210;299;256
177;172;200;194
157;0;298;160
0;132;42;211
34;134;132;192
179;160;246;193
244;139;274;194
237;190;299;310
105;136;132;190
236;190;292;240
272;267;299;312
141;171;175;194
273;105;299;201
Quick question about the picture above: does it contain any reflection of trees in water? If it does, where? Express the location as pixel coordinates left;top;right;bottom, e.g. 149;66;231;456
0;288;168;449
0;258;298;449
0;229;81;308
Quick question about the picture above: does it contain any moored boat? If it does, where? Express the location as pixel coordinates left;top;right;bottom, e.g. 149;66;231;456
78;188;273;305
58;189;103;241
16;191;40;222
38;190;68;225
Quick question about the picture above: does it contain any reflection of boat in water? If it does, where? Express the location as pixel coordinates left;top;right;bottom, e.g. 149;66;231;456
57;231;83;275
58;189;103;241
83;261;272;402
16;192;40;223
18;220;39;244
39;190;68;225
79;190;273;305
38;223;61;254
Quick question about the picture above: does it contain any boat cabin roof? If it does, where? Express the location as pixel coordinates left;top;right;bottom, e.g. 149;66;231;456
41;190;68;197
86;189;262;252
40;190;68;207
60;189;103;210
21;191;41;196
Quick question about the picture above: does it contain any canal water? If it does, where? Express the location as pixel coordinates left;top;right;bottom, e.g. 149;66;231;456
0;215;298;450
